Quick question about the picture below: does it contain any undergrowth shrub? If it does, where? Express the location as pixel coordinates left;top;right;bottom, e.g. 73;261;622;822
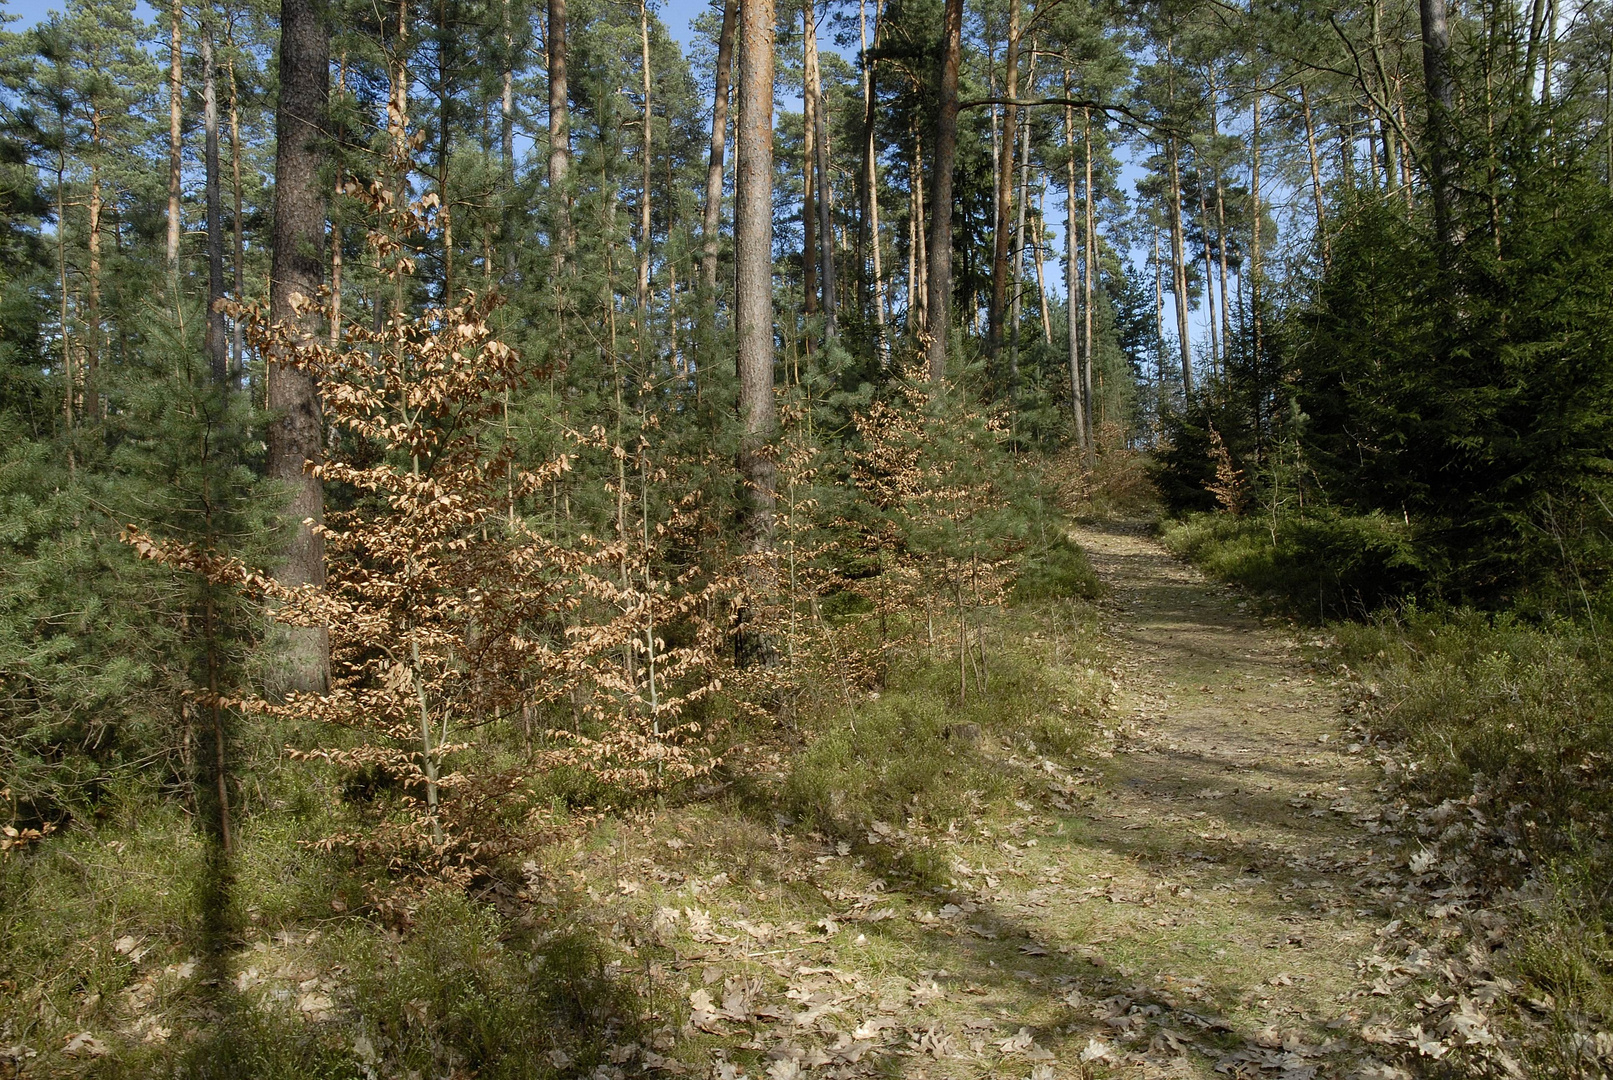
782;612;1097;854
1333;610;1613;1067
1336;611;1613;870
1161;509;1426;621
340;889;639;1079
1011;535;1101;603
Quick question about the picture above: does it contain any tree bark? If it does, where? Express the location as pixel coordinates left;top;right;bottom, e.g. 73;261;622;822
986;0;1018;361
1032;189;1052;345
1208;91;1231;355
1419;0;1455;255
1167;135;1192;395
924;0;962;383
1063;96;1087;450
736;0;777;553
1251;90;1263;365
801;10;817;330
804;0;836;340
86;138;101;410
1299;82;1327;266
1082;107;1096;444
330;53;345;348
226;17;245;382
266;0;330;695
637;0;653;317
858;0;886;348
1197;157;1218;375
202;15;228;381
548;0;571;237
700;0;737;300
167;0;183;269
911;123;926;330
1007;52;1035;398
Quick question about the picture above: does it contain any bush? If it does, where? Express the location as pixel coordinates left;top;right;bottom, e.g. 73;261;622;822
1011;535;1101;603
1332;610;1613;1067
1160;509;1427;621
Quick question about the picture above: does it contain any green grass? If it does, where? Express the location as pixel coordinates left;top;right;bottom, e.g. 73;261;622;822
1159;508;1427;621
0;529;1112;1078
1166;504;1613;1073
1010;535;1102;603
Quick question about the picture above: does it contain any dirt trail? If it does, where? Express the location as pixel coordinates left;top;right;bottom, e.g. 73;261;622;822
587;520;1415;1079
1044;518;1400;1075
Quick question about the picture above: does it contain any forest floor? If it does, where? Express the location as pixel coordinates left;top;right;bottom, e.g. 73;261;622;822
546;518;1426;1079
20;518;1468;1079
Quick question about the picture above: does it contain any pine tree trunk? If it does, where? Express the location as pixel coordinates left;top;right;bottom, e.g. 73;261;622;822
330;53;345;348
1063;96;1087;450
736;0;777;556
804;0;836;340
1420;0;1455;254
87;148;101;412
801;15;817;330
986;0;1018;361
911;124;927;330
700;0;737;300
167;0;183;269
637;0;653;318
1032;193;1052;345
1250;91;1263;367
1197;163;1218;376
1082;108;1096;445
1153;228;1167;395
924;0;962;383
858;0;886;348
56;160;71;453
202;17;228;381
266;0;331;695
1209;93;1232;355
226;25;245;383
499;0;515;278
1007;54;1034;399
1299;82;1327;266
1167;135;1192;395
548;0;571;237
906;138;917;332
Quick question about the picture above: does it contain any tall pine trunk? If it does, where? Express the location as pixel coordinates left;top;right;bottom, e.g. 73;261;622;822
1063;95;1087;450
548;0;571;244
167;0;183;270
636;0;653;319
804;0;836;340
858;0;886;349
1082;108;1096;446
986;0;1018;361
1167;135;1192;395
736;0;777;560
266;0;330;695
1419;0;1456;256
801;11;817;333
1300;82;1327;266
700;0;737;300
202;16;228;380
924;0;962;383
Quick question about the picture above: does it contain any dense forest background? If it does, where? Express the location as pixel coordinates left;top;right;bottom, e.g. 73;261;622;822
2;0;1613;1074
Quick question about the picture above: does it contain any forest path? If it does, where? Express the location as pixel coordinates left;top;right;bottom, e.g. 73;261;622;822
1038;517;1400;1076
574;520;1416;1080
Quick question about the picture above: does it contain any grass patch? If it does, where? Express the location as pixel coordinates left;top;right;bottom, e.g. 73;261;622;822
782;601;1104;879
1328;610;1613;1069
1160;508;1426;621
2;526;1113;1078
1011;535;1102;603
